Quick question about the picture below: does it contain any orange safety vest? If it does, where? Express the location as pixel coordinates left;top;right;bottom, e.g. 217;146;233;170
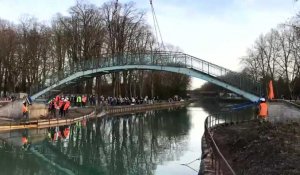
22;136;28;144
22;105;28;113
64;101;70;110
82;96;87;103
55;95;60;102
58;100;65;108
63;128;70;138
259;103;268;117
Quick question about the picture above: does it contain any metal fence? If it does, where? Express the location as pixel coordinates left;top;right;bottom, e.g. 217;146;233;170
204;108;256;175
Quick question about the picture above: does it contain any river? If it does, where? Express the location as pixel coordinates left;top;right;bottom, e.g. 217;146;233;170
0;99;249;175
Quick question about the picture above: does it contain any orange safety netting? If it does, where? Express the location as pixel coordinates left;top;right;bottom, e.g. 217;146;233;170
268;80;274;100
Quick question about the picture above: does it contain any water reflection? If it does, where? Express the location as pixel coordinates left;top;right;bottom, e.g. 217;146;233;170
0;101;256;175
8;107;190;175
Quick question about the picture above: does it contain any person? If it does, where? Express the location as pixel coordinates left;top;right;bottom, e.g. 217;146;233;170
58;98;65;117
82;95;87;107
48;98;56;118
22;101;29;121
63;98;71;117
76;95;82;107
258;98;268;121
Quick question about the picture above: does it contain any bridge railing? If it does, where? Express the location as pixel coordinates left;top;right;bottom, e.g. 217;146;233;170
29;51;261;98
204;108;256;175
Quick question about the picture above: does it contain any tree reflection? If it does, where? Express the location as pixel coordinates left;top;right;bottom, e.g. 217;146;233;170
0;141;65;175
42;108;191;175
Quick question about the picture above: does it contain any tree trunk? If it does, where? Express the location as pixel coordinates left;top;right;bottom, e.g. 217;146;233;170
85;79;93;94
123;71;128;97
151;70;154;98
129;71;132;98
139;71;144;97
96;76;102;103
112;73;116;97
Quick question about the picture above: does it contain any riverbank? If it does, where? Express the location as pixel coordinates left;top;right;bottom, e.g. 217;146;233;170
213;120;300;174
0;101;187;131
200;101;300;175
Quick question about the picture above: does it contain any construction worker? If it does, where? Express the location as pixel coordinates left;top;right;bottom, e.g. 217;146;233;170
258;98;268;121
76;95;82;107
58;98;65;117
82;95;87;107
63;98;70;117
55;95;60;104
22;101;29;120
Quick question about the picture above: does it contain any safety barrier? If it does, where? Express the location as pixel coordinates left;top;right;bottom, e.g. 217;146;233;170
203;109;256;175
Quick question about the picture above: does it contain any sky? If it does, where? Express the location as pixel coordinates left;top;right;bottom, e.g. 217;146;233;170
0;0;299;89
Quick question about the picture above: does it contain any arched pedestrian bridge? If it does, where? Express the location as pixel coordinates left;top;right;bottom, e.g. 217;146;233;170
30;51;261;102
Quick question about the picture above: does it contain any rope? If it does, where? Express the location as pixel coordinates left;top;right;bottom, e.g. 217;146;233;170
231;102;256;110
149;0;166;50
150;1;159;46
180;157;201;172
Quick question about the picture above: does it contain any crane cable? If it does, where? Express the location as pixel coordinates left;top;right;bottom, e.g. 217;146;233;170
150;0;166;50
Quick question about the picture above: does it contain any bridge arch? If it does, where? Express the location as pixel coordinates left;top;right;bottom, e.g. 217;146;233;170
30;52;261;102
31;65;259;101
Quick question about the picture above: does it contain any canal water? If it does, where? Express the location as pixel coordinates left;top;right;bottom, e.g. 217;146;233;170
0;100;251;175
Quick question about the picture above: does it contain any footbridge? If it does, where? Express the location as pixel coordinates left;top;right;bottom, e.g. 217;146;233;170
30;51;261;102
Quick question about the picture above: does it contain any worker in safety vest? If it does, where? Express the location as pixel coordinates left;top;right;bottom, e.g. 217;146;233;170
22;101;29;120
82;95;87;107
58;98;65;117
76;95;82;107
63;98;70;117
258;98;268;121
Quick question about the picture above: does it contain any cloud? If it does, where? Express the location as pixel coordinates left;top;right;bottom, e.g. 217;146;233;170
146;0;300;89
150;0;299;70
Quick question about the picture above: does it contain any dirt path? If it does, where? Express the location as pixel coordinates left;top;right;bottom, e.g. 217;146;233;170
269;102;300;122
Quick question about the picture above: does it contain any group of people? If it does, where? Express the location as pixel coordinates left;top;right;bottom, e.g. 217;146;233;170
67;94;96;107
48;95;71;118
48;94;97;118
104;96;159;106
47;94;180;111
